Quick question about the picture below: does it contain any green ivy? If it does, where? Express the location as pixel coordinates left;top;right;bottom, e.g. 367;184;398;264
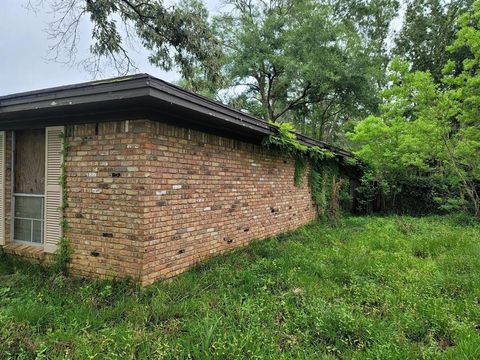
264;122;351;222
263;122;334;160
294;157;307;187
263;122;308;155
309;167;324;210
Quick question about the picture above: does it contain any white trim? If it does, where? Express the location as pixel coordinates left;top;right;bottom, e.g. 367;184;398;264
13;193;45;198
12;194;44;244
11;239;43;247
44;126;64;254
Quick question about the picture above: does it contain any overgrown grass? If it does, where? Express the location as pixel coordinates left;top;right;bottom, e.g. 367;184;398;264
1;215;480;359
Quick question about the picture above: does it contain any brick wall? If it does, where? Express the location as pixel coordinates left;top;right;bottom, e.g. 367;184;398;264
2;120;317;284
64;121;150;279
140;121;316;285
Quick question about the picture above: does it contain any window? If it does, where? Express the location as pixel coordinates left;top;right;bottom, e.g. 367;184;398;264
12;129;46;244
13;195;44;243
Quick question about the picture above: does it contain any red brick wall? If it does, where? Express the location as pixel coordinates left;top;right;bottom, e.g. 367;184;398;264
64;121;149;279
141;121;316;285
2;120;316;284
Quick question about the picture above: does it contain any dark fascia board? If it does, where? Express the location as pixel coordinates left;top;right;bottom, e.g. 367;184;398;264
148;79;272;136
0;74;150;111
148;78;353;158
0;73;353;158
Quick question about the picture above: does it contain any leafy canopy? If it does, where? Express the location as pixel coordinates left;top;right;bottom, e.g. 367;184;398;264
201;0;399;145
37;0;223;79
394;0;473;83
350;0;480;216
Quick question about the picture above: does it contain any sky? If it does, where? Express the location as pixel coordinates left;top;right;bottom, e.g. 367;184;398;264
0;0;222;95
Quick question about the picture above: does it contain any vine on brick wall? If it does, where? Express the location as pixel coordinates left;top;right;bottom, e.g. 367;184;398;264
263;122;351;223
294;157;307;187
52;130;72;274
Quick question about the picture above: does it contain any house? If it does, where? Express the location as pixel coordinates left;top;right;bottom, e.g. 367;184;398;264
0;74;355;285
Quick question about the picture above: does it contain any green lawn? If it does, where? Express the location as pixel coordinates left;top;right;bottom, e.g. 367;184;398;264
1;215;480;359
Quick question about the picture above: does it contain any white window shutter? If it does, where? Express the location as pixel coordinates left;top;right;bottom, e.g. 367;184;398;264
0;131;5;246
44;126;64;253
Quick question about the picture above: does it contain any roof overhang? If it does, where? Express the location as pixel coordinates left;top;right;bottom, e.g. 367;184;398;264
0;74;353;159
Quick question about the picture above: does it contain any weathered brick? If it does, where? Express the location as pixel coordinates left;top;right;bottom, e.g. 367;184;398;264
2;120;316;285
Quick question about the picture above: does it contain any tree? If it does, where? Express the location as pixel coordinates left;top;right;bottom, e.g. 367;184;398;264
31;0;222;80
208;0;398;144
394;0;473;83
36;0;399;146
348;59;447;209
335;0;400;69
350;0;480;217
441;0;480;216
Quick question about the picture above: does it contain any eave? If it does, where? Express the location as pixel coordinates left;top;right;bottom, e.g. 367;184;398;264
0;73;353;159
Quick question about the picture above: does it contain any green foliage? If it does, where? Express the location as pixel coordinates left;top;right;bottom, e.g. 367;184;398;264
263;122;308;155
350;6;480;217
51;237;73;275
263;122;334;160
309;167;324;211
205;0;399;144
442;1;480;215
293;158;307;187
38;0;223;81
264;122;350;221
349;58;444;177
395;0;473;83
39;0;400;146
309;162;351;224
0;216;479;358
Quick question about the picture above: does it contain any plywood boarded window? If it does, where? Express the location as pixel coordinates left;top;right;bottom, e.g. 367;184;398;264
13;129;45;244
15;129;45;194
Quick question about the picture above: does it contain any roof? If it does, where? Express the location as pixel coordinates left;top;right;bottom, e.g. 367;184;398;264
0;73;353;158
